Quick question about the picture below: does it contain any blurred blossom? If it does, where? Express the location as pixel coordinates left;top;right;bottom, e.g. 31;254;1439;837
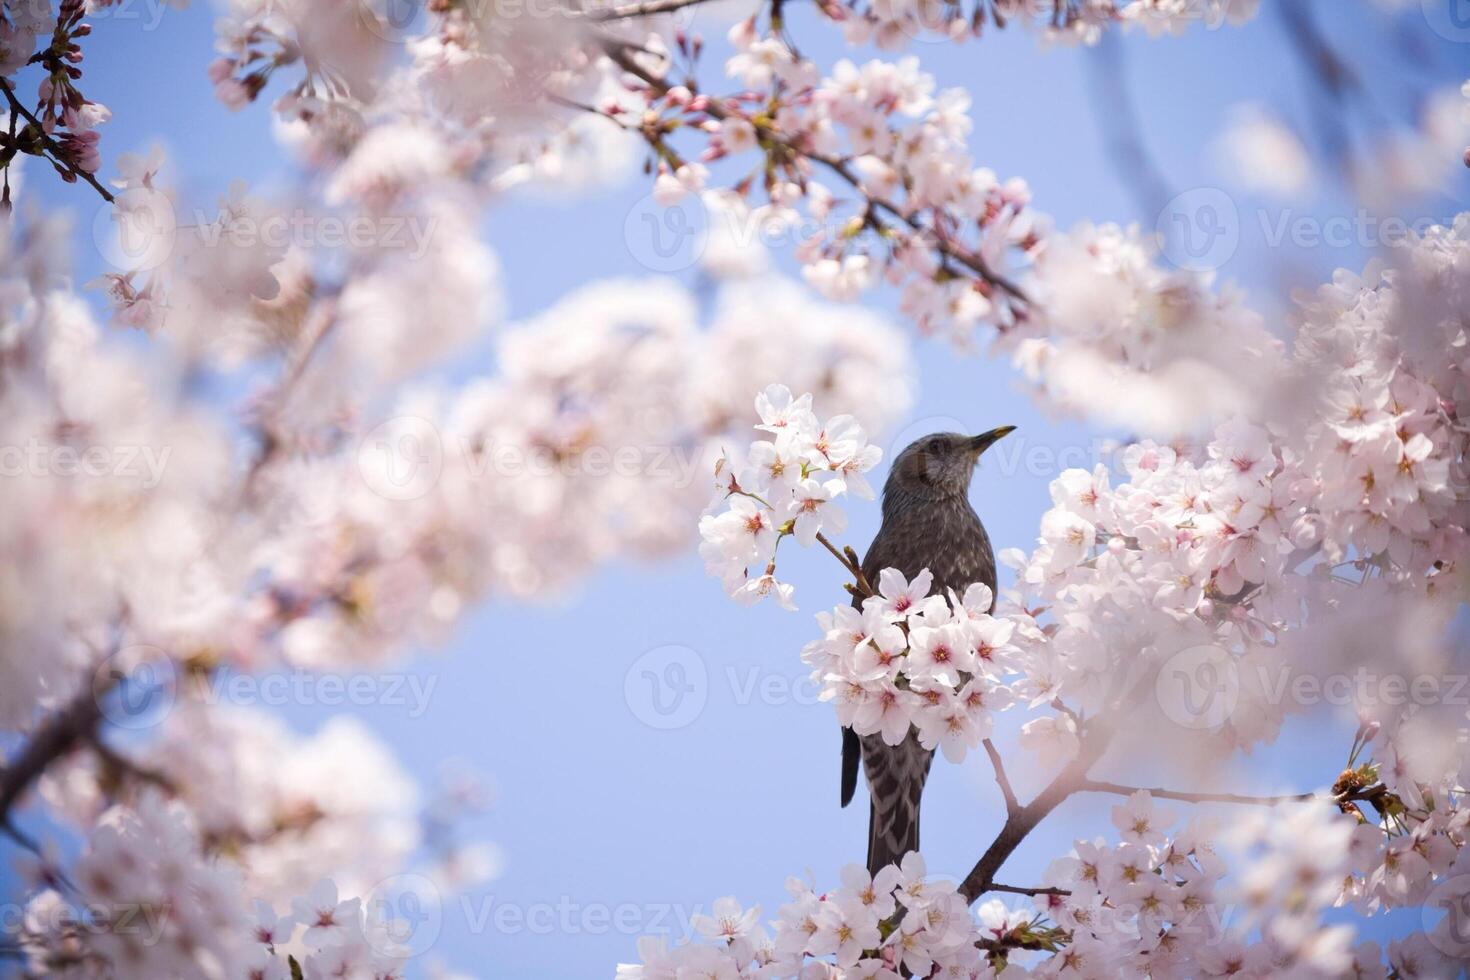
1214;104;1314;198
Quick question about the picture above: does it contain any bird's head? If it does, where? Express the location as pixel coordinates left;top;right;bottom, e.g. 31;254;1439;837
884;427;1017;506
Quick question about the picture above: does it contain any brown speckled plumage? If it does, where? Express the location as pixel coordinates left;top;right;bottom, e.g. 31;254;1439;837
841;428;1013;874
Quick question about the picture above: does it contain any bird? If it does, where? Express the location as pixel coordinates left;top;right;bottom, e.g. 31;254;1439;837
841;425;1016;875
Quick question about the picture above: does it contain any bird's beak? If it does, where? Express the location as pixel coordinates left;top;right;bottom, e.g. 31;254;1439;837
967;425;1017;457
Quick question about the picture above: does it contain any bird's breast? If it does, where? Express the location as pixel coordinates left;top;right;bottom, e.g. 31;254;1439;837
861;497;998;600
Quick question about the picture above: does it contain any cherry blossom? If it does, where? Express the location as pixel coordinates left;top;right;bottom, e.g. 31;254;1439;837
2;1;1467;976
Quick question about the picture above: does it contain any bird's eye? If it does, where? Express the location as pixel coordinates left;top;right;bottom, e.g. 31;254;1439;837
925;438;946;455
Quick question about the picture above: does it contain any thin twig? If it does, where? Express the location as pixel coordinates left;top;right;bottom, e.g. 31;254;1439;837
815;531;875;597
987;882;1070;897
598;41;1029;305
569;0;716;20
983;738;1019;817
1075;778;1386;808
841;545;875;597
957;732;1113;903
0;78;115;203
958;674;1158;903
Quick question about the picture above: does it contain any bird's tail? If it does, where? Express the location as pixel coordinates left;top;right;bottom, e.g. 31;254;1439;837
861;733;934;875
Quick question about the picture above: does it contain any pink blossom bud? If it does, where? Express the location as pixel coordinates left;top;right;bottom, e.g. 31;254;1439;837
214;78;251;112
207;57;235;84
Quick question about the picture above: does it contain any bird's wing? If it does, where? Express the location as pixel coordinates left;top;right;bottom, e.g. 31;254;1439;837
840;725;861;807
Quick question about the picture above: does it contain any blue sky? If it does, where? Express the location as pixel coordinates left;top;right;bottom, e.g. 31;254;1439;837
13;1;1470;976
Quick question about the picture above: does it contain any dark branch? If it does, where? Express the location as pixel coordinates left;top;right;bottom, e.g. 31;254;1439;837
0;78;115;204
815;532;875;597
1075;778;1386;808
958;733;1112;903
88;735;175;794
1084;32;1172;218
988;882;1070;897
569;0;715;20
0;680;105;829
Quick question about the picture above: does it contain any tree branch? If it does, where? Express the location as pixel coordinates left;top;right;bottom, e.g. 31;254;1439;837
598;41;1028;305
0;679;106;830
569;0;716;20
957;673;1163;904
88;735;175;794
1075;778;1387;808
958;733;1111;903
988;882;1069;897
815;531;874;597
1076;779;1316;807
0;78;115;204
1084;32;1172;218
983;738;1019;817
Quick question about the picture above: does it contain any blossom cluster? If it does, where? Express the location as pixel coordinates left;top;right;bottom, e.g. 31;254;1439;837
621;791;1470;978
999;216;1468;751
699;384;885;609
621;34;1046;346
17;791;415;980
822;0;1261;50
691;211;1470;975
41;702;425;901
1010;220;1282;432
1034;789;1467;977
3;0;1466;976
1;0;114;190
187;0;1255;368
617;853;1039;980
1;126;911;975
804;571;1020;762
